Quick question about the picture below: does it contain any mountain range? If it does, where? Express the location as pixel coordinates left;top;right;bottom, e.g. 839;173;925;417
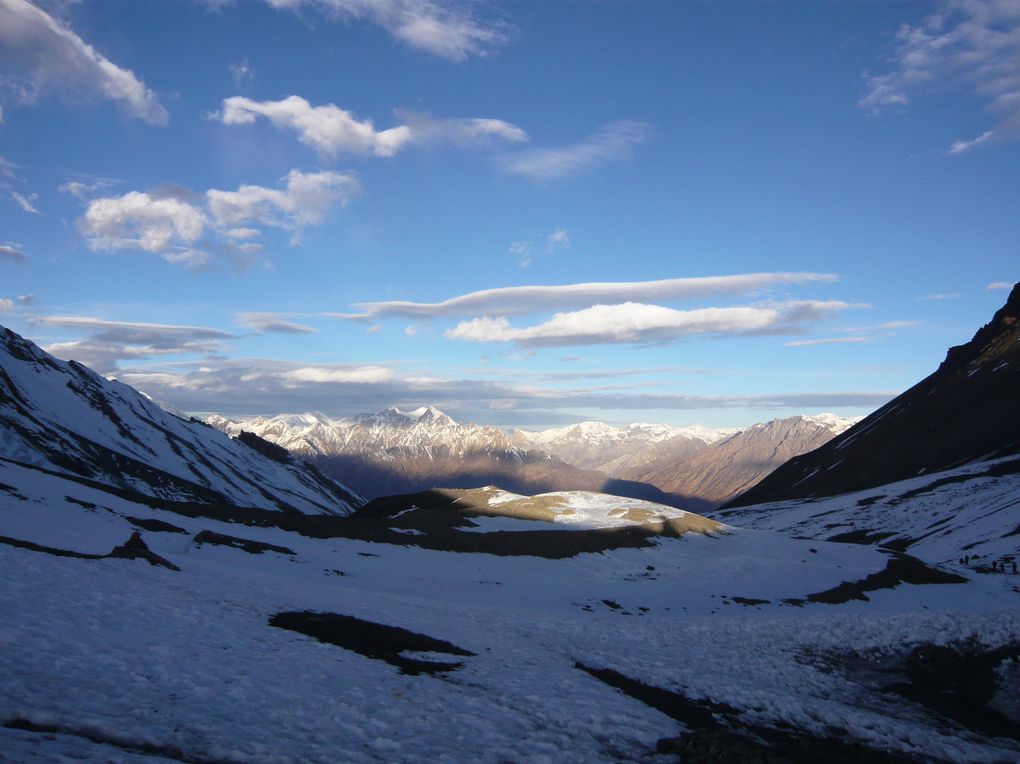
209;407;857;509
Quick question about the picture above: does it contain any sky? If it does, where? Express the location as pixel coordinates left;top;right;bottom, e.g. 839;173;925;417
1;0;1017;430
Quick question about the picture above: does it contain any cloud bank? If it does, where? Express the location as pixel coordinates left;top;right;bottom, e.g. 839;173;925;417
339;272;839;320
445;300;862;348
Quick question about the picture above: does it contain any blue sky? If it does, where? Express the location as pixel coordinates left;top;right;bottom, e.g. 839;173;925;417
1;0;1017;428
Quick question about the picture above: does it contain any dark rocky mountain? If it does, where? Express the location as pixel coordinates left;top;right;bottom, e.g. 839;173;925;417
0;325;363;515
728;282;1020;507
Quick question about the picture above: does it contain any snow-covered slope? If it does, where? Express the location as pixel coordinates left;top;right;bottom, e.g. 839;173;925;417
714;454;1020;566
0;326;361;515
1;451;1018;762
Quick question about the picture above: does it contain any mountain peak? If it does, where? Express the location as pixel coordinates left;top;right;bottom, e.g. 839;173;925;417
939;281;1020;374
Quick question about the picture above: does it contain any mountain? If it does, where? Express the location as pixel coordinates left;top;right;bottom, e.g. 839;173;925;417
511;420;734;473
0;325;362;516
729;282;1020;507
516;414;857;507
208;408;703;509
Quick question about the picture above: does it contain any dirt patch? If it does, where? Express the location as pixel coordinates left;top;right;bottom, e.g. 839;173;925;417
192;530;295;556
827;529;896;545
0;531;179;571
575;663;910;763
108;531;180;571
803;553;966;605
728;596;770;606
126;516;188;534
269;610;474;676
3;718;234;764
889;642;1020;741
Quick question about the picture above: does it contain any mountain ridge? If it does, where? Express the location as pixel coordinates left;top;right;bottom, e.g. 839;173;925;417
728;282;1020;507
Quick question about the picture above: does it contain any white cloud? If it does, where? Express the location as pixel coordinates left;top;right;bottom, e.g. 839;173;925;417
987;281;1014;290
235;312;317;334
445;300;861;348
16;294;36;305
0;0;167;124
0;243;28;263
206;169;360;230
0;298;13;313
10;190;39;213
861;0;1020;154
81;191;209;256
337;272;839;320
280;366;393;384
918;292;959;301
79;170;357;267
217;95;525;158
264;0;506;61
499;121;651;183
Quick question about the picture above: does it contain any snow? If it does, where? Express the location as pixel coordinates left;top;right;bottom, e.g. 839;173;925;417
715;454;1020;566
2;454;1019;762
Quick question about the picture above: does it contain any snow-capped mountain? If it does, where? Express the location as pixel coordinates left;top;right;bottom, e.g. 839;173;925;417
514;414;858;507
208;407;691;507
209;405;523;462
511;420;736;473
730;282;1020;507
0;326;362;515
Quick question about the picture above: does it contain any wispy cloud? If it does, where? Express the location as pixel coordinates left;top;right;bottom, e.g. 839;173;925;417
784;336;872;348
335;272;839;320
235;312;317;334
264;0;507;61
0;0;167;124
229;57;255;90
35;316;238;374
217;95;526;159
499;121;651;184
987;281;1015;290
918;292;959;301
0;243;28;264
0;298;12;313
79;169;359;268
510;226;570;268
861;0;1020;154
445;300;863;348
10;190;39;214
